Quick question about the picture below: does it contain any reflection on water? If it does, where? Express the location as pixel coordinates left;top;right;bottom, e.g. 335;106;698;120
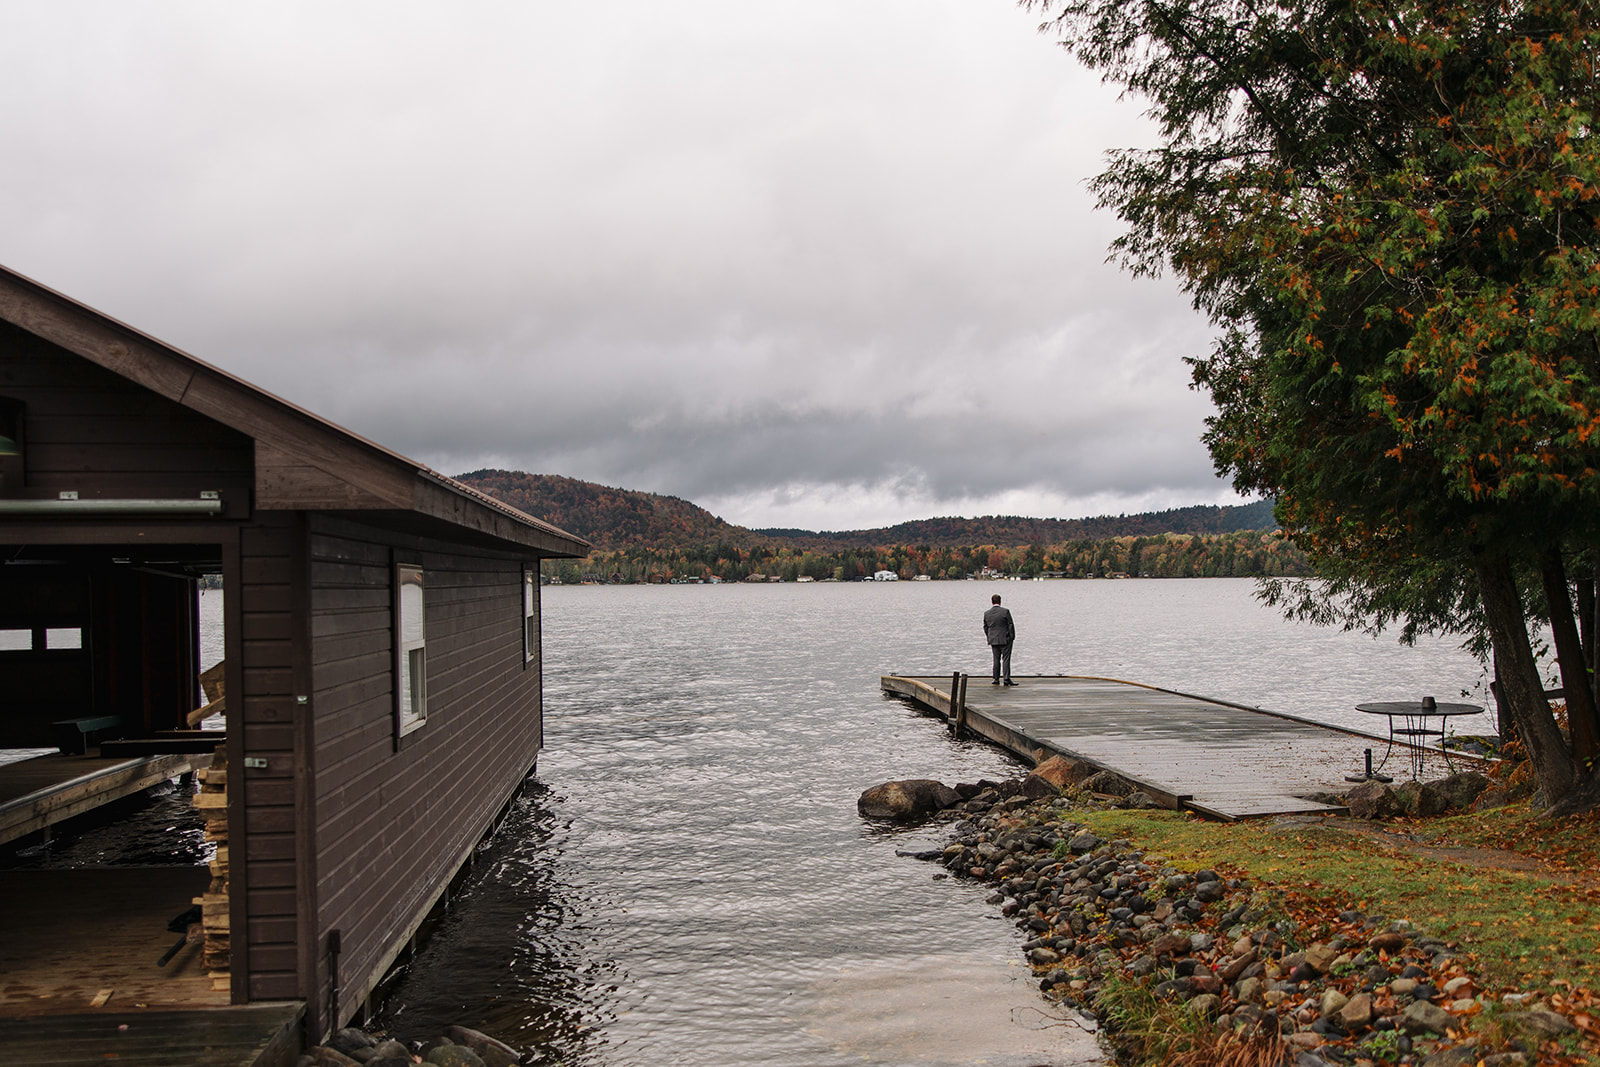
375;579;1482;1065
1;777;211;870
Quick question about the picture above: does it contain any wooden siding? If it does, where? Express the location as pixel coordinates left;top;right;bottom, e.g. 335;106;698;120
0;320;253;496
237;516;305;1004
307;517;542;1028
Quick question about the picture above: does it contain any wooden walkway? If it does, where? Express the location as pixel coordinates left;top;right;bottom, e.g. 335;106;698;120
0;751;202;846
0;867;302;1066
0;1004;303;1066
882;674;1462;820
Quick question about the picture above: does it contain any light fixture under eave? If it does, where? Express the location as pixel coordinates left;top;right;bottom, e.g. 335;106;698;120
0;497;225;516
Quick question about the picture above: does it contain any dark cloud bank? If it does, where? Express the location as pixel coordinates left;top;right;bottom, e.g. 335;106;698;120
0;2;1238;529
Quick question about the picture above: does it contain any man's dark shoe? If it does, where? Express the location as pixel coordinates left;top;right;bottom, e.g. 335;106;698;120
1003;679;1018;686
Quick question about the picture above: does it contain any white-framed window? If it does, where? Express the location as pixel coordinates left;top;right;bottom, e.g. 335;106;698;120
395;564;427;736
522;565;539;666
45;627;81;650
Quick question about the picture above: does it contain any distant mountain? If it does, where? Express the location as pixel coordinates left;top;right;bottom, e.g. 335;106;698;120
455;470;745;551
453;469;1277;552
753;500;1279;550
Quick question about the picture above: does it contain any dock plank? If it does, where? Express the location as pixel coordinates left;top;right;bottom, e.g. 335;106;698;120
0;751;200;844
882;675;1470;820
0;1003;303;1066
0;752;201;846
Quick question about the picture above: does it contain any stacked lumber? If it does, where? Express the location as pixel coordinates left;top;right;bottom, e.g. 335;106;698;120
192;743;230;991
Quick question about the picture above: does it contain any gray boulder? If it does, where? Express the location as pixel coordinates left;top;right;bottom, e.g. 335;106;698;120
327;1030;377;1056
1081;770;1134;797
1473;786;1510;812
857;779;962;819
1396;780;1447;817
1501;1009;1576;1039
1346;780;1401;819
299;1051;362;1067
443;1026;520;1067
1436;771;1491;810
425;1046;487;1067
1021;772;1060;800
1399;999;1453;1036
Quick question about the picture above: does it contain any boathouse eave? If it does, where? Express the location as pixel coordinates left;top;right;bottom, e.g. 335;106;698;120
0;263;589;556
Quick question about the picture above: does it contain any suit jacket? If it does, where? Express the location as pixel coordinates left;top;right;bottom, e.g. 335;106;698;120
983;605;1015;646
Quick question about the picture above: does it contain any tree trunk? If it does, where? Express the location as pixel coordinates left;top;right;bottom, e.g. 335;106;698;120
1490;656;1517;748
1578;577;1595;671
1541;547;1600;766
1474;549;1577;804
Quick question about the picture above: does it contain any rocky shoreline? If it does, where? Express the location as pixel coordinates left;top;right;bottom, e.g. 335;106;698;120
864;756;1579;1067
298;1023;524;1067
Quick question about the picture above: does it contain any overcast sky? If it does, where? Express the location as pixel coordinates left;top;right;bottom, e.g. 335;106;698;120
0;2;1239;531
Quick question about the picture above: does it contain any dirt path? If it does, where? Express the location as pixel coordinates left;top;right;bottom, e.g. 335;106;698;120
1270;814;1576;879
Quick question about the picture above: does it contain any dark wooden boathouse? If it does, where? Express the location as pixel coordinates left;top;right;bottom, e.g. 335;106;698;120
0;265;589;1046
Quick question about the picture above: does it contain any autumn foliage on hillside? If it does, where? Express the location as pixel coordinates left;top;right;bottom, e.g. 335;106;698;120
453;469;1302;584
454;469;1277;553
456;469;745;551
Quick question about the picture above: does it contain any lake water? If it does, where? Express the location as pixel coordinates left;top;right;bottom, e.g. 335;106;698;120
371;578;1487;1066
0;579;1489;1062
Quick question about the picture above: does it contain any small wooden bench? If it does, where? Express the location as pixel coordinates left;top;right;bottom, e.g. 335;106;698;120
50;715;124;755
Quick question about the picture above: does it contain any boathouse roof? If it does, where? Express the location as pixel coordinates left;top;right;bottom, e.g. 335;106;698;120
0;263;589;557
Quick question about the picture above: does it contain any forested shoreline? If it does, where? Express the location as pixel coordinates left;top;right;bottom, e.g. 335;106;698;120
455;468;1305;584
540;529;1310;584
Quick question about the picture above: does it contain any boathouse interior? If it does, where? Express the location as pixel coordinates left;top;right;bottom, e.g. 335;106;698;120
1;547;218;751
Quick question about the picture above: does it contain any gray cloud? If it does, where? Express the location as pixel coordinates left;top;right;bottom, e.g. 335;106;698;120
0;1;1236;528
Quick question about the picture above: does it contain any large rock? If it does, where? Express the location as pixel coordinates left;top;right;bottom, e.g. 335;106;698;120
1303;942;1337;975
1149;931;1191;957
425;1047;487;1067
1031;754;1088;789
1081;769;1134;797
1502;1009;1577;1039
1346;780;1401;819
1473;786;1510;812
443;1026;521;1067
1399;999;1453;1037
1020;772;1060;799
326;1030;376;1056
1436;771;1491;810
1339;992;1374;1030
300;1050;362;1067
857;779;962;819
1396;780;1447;817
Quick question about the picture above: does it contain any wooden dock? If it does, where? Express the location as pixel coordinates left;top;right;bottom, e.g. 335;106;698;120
0;751;203;847
882;674;1457;820
0;867;301;1065
0;1004;303;1066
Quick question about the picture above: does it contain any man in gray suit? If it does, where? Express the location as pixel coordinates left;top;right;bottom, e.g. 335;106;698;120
983;593;1016;686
